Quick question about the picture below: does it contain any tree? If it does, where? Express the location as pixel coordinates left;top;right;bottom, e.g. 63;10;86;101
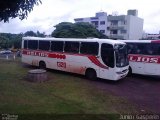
24;31;37;37
36;31;45;37
12;33;23;49
0;0;42;22
0;33;23;49
24;30;45;37
0;35;10;49
51;22;108;39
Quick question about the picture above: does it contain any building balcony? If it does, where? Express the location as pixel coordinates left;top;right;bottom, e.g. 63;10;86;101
109;34;124;39
109;25;125;30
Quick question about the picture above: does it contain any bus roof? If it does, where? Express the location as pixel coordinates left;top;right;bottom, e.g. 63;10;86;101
119;40;160;43
22;37;126;45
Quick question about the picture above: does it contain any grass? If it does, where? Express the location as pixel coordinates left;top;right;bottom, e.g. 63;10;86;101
0;58;138;119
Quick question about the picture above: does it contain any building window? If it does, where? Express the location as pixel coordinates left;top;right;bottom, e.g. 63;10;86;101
100;21;105;25
121;30;127;34
90;17;98;20
111;30;117;34
121;20;127;25
100;30;105;33
111;20;118;26
91;21;98;26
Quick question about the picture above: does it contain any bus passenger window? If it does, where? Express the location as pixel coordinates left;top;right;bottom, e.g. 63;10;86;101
136;44;145;54
51;41;64;52
146;46;153;55
24;40;28;49
80;42;99;55
126;43;137;54
158;47;160;55
39;41;50;51
64;42;79;53
28;40;38;50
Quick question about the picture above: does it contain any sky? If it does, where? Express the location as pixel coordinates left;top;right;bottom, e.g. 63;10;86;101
0;0;160;35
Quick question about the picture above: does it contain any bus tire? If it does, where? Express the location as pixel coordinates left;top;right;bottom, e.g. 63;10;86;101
85;69;97;80
39;61;46;69
128;67;132;76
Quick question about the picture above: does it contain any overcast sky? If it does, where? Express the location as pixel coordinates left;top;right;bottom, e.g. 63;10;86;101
0;0;160;34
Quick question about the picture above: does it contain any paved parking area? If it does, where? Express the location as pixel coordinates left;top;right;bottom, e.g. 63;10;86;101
90;75;160;113
0;53;16;60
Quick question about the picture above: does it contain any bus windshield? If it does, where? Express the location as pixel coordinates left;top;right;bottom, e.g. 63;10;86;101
114;44;129;67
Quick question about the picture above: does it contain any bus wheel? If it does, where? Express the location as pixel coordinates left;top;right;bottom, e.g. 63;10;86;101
39;61;46;69
127;67;132;76
85;69;97;80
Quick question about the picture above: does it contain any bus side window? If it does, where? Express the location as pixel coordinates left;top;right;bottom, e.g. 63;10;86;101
146;43;154;55
24;40;28;49
80;42;99;55
51;41;64;52
101;43;114;68
127;43;133;54
64;42;79;53
136;43;145;54
28;40;38;50
158;46;160;55
126;43;137;54
39;40;50;51
154;44;160;55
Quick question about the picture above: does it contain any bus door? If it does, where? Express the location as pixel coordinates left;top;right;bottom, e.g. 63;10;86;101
100;43;114;79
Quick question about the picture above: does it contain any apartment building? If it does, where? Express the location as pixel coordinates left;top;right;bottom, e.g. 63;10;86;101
74;10;144;40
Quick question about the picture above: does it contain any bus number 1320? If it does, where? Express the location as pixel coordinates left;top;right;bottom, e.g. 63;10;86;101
57;62;66;68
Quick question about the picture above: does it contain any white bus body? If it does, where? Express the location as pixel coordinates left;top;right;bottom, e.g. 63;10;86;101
121;40;160;76
21;37;129;81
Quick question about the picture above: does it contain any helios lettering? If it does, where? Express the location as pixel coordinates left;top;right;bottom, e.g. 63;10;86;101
26;51;48;57
129;55;159;63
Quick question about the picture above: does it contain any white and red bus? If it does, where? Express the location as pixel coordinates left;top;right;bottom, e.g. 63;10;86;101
121;40;160;76
21;37;129;81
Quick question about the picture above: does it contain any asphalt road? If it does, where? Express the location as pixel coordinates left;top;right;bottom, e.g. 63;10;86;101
0;53;17;60
89;75;160;114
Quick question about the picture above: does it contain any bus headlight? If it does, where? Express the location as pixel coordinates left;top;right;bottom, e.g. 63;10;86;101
116;69;128;74
116;71;123;74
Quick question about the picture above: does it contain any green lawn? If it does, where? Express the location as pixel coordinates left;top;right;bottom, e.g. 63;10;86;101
0;59;138;119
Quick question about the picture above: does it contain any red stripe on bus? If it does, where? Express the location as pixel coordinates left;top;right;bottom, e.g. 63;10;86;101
88;56;108;69
48;53;66;59
151;40;160;43
22;49;66;59
22;49;108;69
